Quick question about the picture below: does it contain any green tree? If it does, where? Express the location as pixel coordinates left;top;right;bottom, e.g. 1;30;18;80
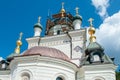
116;72;120;80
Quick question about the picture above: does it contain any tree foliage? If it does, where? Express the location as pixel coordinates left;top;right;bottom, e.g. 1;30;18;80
116;72;120;80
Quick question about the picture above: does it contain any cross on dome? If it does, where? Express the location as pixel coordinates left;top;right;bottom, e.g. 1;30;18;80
75;7;79;15
62;2;64;9
88;18;94;26
19;32;23;40
38;16;41;23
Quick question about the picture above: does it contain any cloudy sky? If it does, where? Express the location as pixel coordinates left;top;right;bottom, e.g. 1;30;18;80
0;0;120;67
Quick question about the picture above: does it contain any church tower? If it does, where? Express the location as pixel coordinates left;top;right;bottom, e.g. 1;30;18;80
81;18;116;80
26;3;86;65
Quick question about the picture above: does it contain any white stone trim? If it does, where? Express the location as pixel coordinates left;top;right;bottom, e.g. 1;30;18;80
92;76;105;80
16;69;33;80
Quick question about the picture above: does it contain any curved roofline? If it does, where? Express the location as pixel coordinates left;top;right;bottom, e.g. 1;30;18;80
12;55;78;69
22;46;70;61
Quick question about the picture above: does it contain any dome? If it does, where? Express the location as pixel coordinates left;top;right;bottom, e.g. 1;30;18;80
34;23;43;29
60;8;65;13
85;42;104;52
73;15;82;21
88;27;95;35
22;46;70;61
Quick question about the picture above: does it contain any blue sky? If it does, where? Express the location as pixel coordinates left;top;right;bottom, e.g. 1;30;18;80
0;0;120;69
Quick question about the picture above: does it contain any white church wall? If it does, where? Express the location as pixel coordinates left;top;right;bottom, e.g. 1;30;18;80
83;64;116;80
49;43;71;58
72;40;83;59
26;29;86;62
0;75;10;80
84;71;115;80
0;70;10;80
10;55;77;80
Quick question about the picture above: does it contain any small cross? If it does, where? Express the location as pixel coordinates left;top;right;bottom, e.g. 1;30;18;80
38;16;41;23
19;32;23;40
88;18;94;26
62;2;64;9
75;7;79;15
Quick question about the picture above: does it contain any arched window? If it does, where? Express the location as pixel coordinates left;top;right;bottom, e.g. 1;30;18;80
21;72;30;80
56;77;64;80
93;55;100;61
93;76;105;80
95;79;101;80
22;76;29;80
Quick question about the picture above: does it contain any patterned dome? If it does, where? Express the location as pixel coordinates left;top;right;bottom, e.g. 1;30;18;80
22;46;70;61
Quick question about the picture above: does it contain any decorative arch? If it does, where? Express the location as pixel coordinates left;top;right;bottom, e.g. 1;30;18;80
56;77;64;80
21;72;30;80
17;69;33;80
88;50;104;63
93;76;105;80
93;54;100;61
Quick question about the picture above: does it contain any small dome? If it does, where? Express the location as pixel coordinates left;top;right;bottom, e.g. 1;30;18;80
86;42;104;52
88;27;95;35
22;46;70;61
73;15;82;21
34;23;43;29
60;8;65;13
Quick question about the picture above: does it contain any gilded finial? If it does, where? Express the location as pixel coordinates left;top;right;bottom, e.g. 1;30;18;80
15;32;23;54
75;7;79;15
88;18;96;42
60;2;65;14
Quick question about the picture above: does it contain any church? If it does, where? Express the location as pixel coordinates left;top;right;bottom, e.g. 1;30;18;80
0;3;116;80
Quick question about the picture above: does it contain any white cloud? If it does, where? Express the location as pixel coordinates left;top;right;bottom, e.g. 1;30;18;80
91;0;109;19
96;11;120;64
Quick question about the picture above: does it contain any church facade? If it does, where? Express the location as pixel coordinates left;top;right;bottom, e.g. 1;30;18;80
0;3;116;80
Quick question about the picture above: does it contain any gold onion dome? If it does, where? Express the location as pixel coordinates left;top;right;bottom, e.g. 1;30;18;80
16;40;22;46
88;18;96;35
89;36;96;42
88;27;96;35
16;32;23;46
88;18;96;42
60;2;66;13
7;32;23;61
15;32;23;54
60;8;65;13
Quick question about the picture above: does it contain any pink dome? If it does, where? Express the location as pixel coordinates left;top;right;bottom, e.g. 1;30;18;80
22;46;70;61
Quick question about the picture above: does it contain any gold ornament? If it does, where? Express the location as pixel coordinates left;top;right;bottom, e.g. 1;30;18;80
15;32;23;54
